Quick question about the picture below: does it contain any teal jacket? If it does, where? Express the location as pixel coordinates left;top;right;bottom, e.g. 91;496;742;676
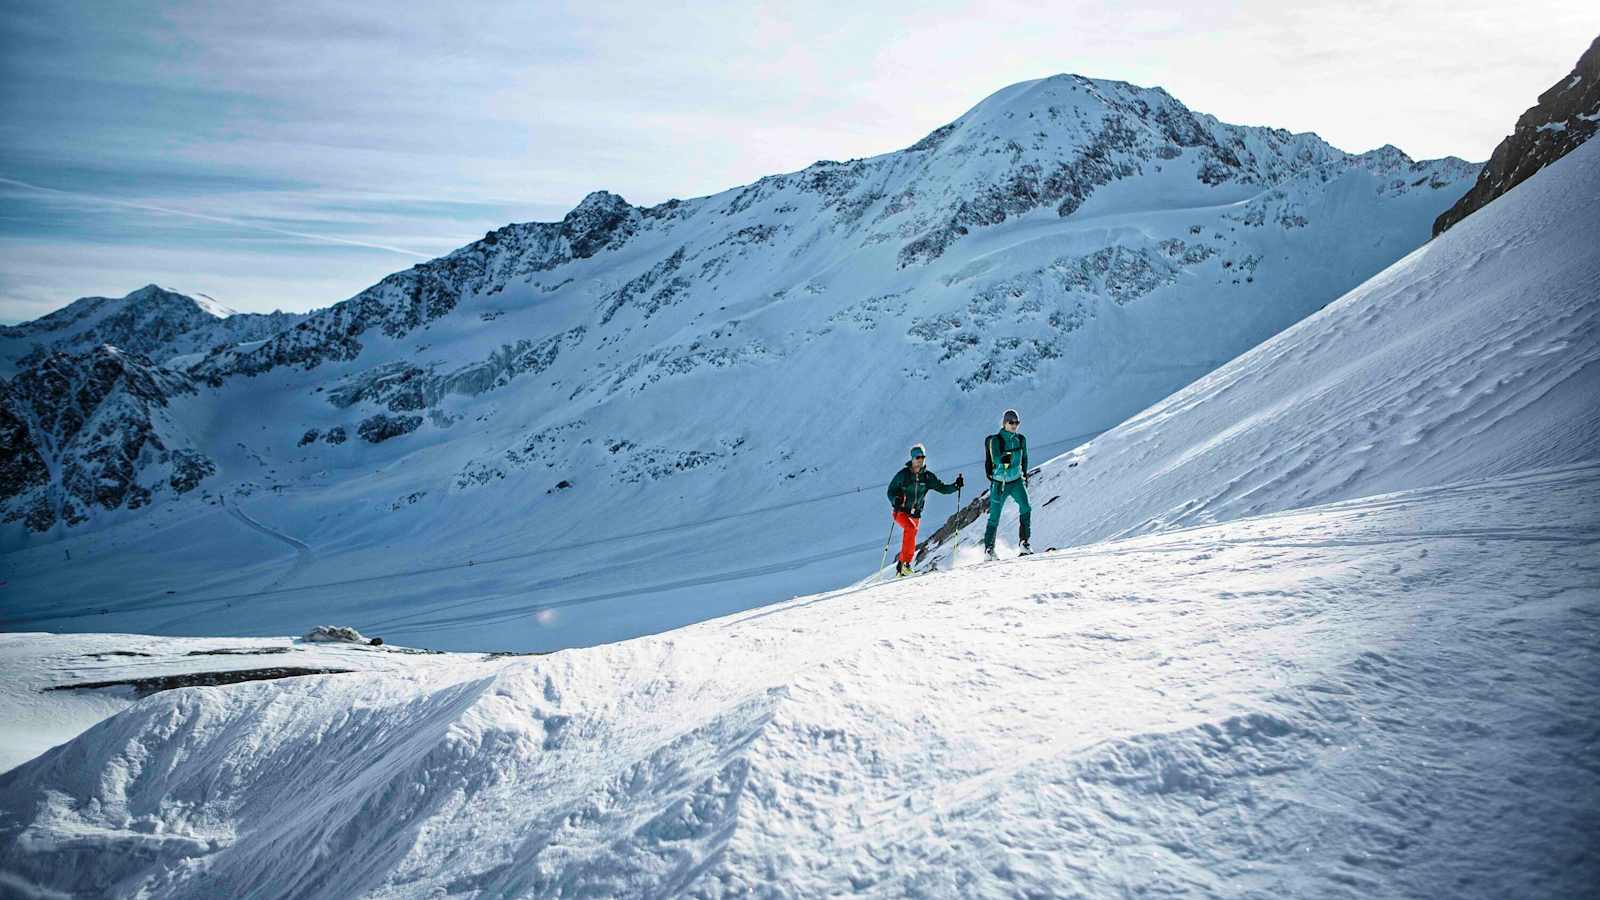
887;464;958;517
984;430;1028;483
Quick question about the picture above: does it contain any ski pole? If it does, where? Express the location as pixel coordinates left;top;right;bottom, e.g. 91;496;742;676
878;516;896;578
949;485;963;559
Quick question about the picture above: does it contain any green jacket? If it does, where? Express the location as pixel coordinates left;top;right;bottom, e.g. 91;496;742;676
887;463;958;517
984;429;1028;483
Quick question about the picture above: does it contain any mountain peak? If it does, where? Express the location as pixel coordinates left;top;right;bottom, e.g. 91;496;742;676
567;190;631;218
116;284;234;318
1353;143;1417;172
125;283;173;300
560;190;638;260
954;72;1174;127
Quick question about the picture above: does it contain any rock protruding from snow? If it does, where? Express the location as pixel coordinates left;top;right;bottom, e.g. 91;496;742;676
559;190;639;260
303;625;372;645
1433;35;1599;235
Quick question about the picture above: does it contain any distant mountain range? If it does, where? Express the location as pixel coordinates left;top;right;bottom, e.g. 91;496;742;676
0;283;303;378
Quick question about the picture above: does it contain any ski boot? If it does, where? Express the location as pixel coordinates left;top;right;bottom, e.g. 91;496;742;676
983;546;998;562
896;560;913;577
1018;541;1032;556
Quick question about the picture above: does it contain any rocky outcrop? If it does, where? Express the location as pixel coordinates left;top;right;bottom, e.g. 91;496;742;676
0;345;212;531
1434;36;1599;235
324;326;586;416
0;404;50;507
357;413;422;444
47;666;354;698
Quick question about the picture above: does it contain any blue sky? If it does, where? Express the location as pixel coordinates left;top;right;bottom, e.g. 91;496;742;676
1;0;1595;323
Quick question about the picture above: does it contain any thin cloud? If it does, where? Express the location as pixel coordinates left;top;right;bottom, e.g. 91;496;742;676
0;176;432;259
2;0;1595;322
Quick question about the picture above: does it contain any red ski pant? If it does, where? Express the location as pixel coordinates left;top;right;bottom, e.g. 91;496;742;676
893;511;920;564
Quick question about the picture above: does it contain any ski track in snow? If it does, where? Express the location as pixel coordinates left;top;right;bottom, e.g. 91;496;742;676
222;494;311;556
0;464;1595;898
222;493;314;594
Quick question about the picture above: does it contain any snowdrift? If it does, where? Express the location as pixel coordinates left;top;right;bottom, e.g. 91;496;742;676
924;136;1600;565
0;632;476;773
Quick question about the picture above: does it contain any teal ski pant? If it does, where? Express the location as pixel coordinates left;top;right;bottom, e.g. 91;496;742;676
983;478;1031;550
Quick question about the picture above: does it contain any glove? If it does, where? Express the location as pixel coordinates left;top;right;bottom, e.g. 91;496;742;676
954;474;965;489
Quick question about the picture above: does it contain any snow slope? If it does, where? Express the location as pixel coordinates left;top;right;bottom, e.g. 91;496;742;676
1;75;1477;653
921;130;1600;569
0;464;1594;898
0;632;481;773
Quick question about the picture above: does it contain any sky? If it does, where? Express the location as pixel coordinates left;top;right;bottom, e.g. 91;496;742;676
1;1;1595;323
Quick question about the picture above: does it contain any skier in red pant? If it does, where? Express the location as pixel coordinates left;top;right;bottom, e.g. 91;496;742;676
885;444;963;577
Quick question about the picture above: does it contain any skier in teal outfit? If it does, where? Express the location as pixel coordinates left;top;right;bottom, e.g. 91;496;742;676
983;408;1031;559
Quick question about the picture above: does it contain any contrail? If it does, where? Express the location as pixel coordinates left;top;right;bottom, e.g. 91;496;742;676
0;175;433;259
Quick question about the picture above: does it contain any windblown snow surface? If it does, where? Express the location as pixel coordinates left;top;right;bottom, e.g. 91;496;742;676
0;467;1595;898
0;116;1597;900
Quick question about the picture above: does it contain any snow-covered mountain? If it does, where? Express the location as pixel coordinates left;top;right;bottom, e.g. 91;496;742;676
0;284;304;377
2;74;1477;652
0;138;1593;898
0;286;305;529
